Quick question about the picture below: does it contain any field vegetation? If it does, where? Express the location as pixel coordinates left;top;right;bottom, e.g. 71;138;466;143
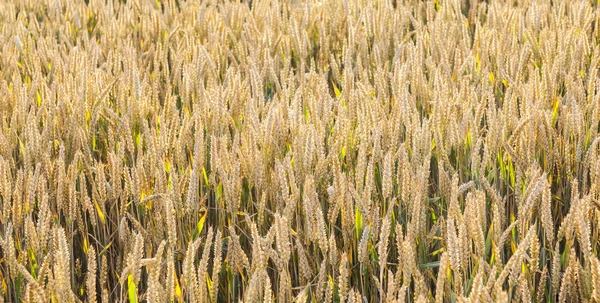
1;0;600;302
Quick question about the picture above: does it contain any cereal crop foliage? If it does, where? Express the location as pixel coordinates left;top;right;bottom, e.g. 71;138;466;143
1;0;600;302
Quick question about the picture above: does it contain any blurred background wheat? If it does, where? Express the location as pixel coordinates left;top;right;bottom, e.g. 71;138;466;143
0;0;600;302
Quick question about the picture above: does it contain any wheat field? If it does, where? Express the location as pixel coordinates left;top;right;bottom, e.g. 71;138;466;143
0;0;599;302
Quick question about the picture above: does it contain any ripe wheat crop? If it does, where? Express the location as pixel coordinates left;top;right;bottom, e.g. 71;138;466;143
1;0;600;302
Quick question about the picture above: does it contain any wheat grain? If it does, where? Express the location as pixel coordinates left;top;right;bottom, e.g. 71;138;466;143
0;0;597;301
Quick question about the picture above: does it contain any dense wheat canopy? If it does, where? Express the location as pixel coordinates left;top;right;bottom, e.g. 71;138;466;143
1;0;600;302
